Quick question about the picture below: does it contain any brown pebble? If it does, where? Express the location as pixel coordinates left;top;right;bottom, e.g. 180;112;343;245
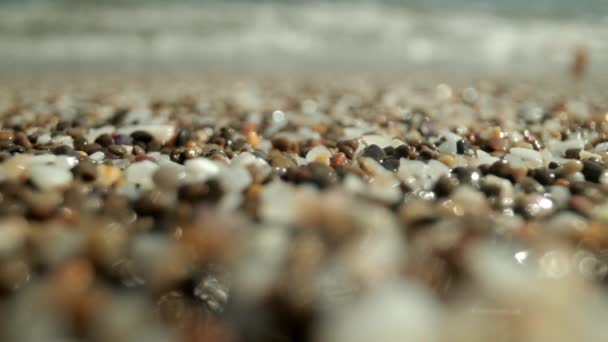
560;160;584;175
488;137;509;152
83;143;103;155
510;166;529;183
107;144;127;158
0;139;14;149
72;160;98;182
272;136;292;151
569;195;594;216
14;132;32;149
337;140;358;159
0;131;15;141
330;152;348;168
565;148;581;159
269;151;297;170
95;134;114;147
132;145;145;156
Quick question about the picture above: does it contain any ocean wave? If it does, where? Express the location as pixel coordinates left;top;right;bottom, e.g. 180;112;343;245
1;2;607;75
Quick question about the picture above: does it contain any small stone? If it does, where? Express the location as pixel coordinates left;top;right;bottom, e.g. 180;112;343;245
565;148;581;159
486;159;512;179
362;144;386;162
175;129;192;147
89;151;105;161
72;160;98;182
120;125;175;145
177;180;223;203
330;152;348;168
97;165;123;187
3;154;30;181
433;175;459;197
113;134;132;145
0;139;14;149
184;158;220;183
509;147;543;169
456;139;468;154
14;132;32;149
246;131;261;149
272;136;292;152
0;131;15;141
380;157;400;172
36;133;51;145
153;163;185;190
83;143;104;155
95;133;114;147
581;160;606;183
306;145;332;166
519;177;544;193
337;140;359;159
450;167;480;186
559;160;584;176
126;160;159;190
29;165;73;191
394;144;411;159
132;145;145;156
529;168;556;186
437;154;454;167
107;144;127;158
51;145;74;156
515;194;554;219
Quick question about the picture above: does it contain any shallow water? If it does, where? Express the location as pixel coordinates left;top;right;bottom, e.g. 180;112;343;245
1;1;607;78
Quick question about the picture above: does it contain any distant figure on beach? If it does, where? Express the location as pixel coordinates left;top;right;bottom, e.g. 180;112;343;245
571;46;588;80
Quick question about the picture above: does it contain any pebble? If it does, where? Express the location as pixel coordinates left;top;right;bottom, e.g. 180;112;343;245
306;145;332;166
89;151;105;161
126;160;160;190
153;163;185;190
29;164;73;191
119;125;176;145
330;152;348;168
72;160;98;182
362;144;386;162
581;160;606;183
184;158;220;183
509;147;543;169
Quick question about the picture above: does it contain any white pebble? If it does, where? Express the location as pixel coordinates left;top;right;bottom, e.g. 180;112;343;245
219;167;252;193
184;158;220;183
594;142;608;154
306;145;332;165
473;150;499;167
509;147;543;169
320;283;440;342
125;160;159;190
259;181;296;224
50;135;74;148
29;165;73;191
437;132;463;155
36;133;51;145
89;151;105;161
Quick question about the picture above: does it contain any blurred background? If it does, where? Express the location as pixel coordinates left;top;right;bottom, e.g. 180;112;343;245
0;0;607;78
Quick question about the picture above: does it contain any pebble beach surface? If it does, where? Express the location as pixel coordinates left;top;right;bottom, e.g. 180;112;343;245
1;76;608;341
